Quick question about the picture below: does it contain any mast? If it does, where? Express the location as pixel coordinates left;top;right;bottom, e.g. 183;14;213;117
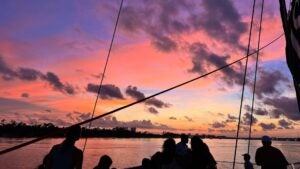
279;0;300;112
279;0;289;38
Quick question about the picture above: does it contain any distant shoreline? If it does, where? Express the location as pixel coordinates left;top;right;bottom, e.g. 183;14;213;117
1;121;300;141
1;136;299;142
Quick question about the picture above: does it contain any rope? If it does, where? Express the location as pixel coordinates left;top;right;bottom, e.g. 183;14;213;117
82;0;124;153
232;0;257;168
0;34;284;156
247;0;265;154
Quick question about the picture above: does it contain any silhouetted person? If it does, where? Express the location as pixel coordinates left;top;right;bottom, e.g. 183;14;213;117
141;158;151;169
44;125;83;169
255;135;289;169
176;134;189;156
162;138;176;165
94;155;112;169
150;138;181;169
176;134;190;169
189;136;217;169
163;137;184;168
37;154;50;169
242;154;253;169
151;151;162;169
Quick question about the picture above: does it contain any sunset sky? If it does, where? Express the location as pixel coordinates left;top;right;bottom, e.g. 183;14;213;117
0;0;299;137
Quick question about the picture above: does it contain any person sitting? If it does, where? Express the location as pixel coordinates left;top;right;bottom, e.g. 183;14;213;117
242;153;253;169
93;155;113;169
189;136;217;169
161;138;176;166
37;153;50;169
141;158;151;169
44;125;83;169
150;138;181;169
175;134;190;169
255;135;289;169
150;151;163;169
176;134;189;156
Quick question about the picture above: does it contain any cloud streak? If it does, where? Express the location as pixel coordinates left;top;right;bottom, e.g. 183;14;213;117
120;0;246;51
259;122;276;130
244;105;268;116
278;119;294;129
147;107;159;114
42;72;75;94
184;116;193;122
190;0;247;49
0;56;75;94
188;42;243;86
264;96;300;120
254;69;289;99
86;83;124;100
125;85;171;112
242;112;258;125
211;121;226;128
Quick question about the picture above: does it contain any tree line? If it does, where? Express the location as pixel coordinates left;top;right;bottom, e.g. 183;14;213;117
1;119;299;141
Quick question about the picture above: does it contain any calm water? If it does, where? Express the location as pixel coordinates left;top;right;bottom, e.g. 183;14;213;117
0;138;299;169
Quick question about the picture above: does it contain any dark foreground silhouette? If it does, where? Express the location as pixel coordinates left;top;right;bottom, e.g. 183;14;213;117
39;125;83;169
37;132;291;169
94;155;113;169
132;136;217;169
189;136;217;169
242;153;254;169
255;135;289;169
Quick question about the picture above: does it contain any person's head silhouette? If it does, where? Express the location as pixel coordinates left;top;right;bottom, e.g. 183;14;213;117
261;135;272;146
142;158;151;169
242;153;251;161
95;155;112;169
163;138;176;154
44;125;83;169
66;125;81;141
191;136;203;152
180;134;188;144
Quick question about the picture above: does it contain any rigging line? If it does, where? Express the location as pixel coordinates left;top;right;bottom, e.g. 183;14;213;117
82;0;124;153
0;33;284;156
232;0;257;168
247;0;265;154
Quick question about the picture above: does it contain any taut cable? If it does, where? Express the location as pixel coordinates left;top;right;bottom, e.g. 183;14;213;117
232;0;257;168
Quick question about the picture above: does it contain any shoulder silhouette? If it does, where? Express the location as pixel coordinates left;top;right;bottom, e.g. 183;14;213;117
94;155;113;169
255;135;289;169
43;125;83;169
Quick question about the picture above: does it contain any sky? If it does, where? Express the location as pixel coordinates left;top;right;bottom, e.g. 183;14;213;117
0;0;299;137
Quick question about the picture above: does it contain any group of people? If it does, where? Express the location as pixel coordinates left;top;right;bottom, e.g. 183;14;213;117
38;125;290;169
137;134;217;169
